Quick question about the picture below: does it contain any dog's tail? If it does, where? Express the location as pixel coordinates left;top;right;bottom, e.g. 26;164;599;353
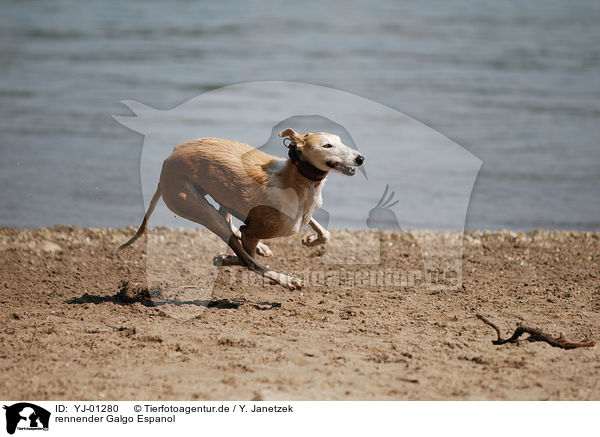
115;183;162;253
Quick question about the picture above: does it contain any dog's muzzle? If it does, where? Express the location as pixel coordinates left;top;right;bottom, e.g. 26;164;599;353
327;154;364;176
327;161;357;176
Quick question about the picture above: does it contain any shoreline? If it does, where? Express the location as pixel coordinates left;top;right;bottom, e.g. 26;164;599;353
2;225;599;253
4;224;600;233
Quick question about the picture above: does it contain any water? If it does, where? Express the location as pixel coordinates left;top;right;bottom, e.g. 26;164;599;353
1;0;599;230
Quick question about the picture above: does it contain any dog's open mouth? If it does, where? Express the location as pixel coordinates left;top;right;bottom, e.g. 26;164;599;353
327;161;356;176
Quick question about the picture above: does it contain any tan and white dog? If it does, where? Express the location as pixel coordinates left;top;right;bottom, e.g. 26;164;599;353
116;128;364;289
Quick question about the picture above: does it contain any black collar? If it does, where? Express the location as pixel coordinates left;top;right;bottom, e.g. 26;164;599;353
288;146;329;182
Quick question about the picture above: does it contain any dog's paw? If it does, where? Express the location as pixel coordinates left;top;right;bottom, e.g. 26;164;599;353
265;271;304;290
281;275;304;290
213;253;242;266
302;232;329;247
256;242;273;257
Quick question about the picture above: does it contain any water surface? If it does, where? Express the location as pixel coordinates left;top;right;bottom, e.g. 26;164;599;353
1;0;599;230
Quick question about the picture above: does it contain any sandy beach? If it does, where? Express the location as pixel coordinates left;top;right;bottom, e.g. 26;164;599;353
1;226;598;400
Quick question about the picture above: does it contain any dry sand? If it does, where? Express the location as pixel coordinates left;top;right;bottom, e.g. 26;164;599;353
1;226;599;400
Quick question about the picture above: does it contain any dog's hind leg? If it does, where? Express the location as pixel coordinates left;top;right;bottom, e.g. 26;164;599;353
218;206;272;257
213;228;300;290
163;179;300;289
218;206;242;239
239;226;303;290
213;206;245;266
162;180;257;267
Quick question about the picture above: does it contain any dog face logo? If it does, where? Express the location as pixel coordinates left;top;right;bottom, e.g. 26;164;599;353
3;403;50;435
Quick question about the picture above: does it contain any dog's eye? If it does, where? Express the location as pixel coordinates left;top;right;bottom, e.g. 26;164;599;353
323;144;333;148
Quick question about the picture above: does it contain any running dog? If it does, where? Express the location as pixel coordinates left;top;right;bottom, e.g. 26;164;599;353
116;128;364;289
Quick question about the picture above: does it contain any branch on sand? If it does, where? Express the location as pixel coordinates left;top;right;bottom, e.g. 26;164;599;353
476;314;595;350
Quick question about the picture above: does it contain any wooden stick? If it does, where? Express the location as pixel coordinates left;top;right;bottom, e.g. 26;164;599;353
476;314;595;350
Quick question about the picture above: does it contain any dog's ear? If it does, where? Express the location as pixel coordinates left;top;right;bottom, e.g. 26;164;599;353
278;128;303;146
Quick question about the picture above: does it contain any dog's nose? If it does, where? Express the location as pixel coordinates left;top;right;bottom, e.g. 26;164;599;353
355;154;364;166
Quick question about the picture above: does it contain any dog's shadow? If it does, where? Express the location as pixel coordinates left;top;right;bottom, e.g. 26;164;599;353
64;281;281;311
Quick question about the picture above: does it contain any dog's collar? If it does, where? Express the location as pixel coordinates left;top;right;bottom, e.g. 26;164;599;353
288;146;329;182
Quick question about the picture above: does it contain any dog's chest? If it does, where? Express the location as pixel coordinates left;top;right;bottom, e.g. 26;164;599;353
266;181;323;234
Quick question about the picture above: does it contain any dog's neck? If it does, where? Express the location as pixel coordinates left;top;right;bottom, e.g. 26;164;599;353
287;146;329;182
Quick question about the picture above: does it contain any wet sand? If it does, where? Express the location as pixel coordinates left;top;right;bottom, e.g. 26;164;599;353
1;226;598;400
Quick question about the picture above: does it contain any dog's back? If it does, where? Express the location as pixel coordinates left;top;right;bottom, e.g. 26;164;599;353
162;137;283;218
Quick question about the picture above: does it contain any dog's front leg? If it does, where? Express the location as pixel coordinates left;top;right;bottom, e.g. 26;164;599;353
302;218;331;247
219;206;272;256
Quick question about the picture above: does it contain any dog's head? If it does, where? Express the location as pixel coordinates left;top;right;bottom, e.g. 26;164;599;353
279;128;364;176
